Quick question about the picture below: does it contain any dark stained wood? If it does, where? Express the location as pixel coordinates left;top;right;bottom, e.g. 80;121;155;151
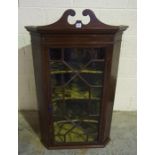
30;34;50;146
25;9;128;149
104;32;125;138
47;137;110;150
41;34;114;46
25;9;128;34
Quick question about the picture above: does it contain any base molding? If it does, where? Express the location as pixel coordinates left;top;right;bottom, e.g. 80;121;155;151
45;137;110;150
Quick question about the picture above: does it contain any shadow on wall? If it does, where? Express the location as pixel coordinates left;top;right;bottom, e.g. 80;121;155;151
20;110;41;139
18;45;38;110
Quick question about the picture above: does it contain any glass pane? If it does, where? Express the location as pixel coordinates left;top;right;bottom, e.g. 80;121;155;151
50;61;74;87
64;76;89;100
80;73;103;86
64;48;91;69
50;61;71;73
49;48;105;144
85;61;104;71
49;48;61;60
94;48;105;59
52;87;64;116
89;87;102;115
54;120;98;143
91;87;102;99
80;61;104;86
51;73;74;87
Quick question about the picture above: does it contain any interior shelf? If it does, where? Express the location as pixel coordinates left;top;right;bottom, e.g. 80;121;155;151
50;70;103;74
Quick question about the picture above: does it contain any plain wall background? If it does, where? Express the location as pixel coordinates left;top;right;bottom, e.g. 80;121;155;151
18;0;137;111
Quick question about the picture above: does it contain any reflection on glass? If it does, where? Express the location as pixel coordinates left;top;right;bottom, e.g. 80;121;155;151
49;48;105;143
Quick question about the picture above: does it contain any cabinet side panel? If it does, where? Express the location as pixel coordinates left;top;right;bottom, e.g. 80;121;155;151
103;33;123;140
31;33;50;147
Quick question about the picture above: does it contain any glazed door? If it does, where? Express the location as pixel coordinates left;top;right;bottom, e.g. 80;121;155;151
48;48;106;145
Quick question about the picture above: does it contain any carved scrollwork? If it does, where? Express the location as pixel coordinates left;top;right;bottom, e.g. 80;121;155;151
25;9;128;33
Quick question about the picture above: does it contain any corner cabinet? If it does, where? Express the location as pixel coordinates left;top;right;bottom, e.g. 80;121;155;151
25;9;128;149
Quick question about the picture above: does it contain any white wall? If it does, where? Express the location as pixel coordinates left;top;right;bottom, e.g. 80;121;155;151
18;0;137;111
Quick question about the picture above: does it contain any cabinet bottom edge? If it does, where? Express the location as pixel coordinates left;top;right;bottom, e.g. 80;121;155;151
44;137;110;150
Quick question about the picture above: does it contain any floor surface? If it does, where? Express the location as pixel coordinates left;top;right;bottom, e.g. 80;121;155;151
19;111;137;155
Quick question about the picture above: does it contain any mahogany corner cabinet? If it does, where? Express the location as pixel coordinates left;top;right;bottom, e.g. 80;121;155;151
25;9;128;149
